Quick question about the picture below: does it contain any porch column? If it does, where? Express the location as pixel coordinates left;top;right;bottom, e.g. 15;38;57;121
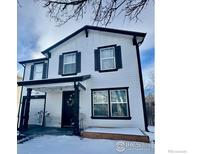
23;88;32;130
73;82;80;135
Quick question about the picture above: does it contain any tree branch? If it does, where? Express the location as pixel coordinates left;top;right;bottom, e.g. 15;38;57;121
36;0;151;26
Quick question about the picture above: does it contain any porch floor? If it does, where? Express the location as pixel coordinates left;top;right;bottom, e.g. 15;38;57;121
21;125;74;136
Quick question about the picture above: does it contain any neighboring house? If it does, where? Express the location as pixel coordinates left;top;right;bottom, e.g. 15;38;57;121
17;25;148;135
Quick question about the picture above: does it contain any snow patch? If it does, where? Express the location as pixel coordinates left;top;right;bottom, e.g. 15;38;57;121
18;135;154;154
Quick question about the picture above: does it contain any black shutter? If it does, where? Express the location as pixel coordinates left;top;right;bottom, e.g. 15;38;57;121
76;52;81;73
115;46;122;69
94;49;100;71
42;63;48;79
29;65;34;80
58;55;63;75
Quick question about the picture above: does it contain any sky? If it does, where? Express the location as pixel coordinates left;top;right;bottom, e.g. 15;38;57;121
17;0;154;95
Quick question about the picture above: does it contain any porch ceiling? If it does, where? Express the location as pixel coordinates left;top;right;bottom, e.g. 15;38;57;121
26;81;87;93
32;85;74;93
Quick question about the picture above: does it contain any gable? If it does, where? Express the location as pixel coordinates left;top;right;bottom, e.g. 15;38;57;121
41;25;146;56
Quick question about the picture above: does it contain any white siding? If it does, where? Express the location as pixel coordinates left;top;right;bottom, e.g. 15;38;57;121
28;99;45;125
21;30;145;130
45;91;62;127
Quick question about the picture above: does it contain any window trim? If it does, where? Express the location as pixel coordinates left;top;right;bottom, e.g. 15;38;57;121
62;51;78;76
92;90;109;117
91;87;131;120
100;46;116;71
97;45;119;73
110;89;129;117
33;62;44;80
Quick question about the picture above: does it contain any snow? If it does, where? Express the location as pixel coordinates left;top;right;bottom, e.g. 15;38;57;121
148;126;155;133
18;135;154;154
144;126;155;143
83;127;144;136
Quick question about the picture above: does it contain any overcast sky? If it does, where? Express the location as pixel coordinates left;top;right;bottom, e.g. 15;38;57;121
17;0;154;92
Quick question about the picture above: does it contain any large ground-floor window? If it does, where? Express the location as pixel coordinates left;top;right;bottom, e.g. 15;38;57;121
91;87;131;119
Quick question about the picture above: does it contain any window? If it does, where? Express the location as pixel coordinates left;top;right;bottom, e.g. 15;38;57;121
100;47;116;70
94;45;122;72
33;63;43;80
92;88;130;119
63;52;76;74
93;91;109;117
59;51;81;76
110;89;128;117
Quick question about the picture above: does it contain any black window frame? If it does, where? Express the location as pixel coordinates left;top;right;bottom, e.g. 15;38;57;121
62;51;78;76
91;87;131;120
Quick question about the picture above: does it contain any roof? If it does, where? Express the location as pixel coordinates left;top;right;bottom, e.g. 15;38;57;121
41;25;146;54
17;75;91;86
18;25;146;64
19;57;48;65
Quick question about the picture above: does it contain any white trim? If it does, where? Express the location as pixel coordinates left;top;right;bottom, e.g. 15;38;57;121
110;89;129;117
100;47;116;70
92;90;109;117
63;53;76;74
33;63;43;80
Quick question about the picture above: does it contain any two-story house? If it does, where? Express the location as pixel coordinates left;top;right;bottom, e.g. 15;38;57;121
17;25;148;136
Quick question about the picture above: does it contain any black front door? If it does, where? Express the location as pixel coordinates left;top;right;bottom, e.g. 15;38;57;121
61;91;75;127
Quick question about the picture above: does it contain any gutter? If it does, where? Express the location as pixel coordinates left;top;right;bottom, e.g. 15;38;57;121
134;35;149;132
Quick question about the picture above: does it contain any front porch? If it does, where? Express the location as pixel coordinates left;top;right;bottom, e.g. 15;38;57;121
17;75;91;136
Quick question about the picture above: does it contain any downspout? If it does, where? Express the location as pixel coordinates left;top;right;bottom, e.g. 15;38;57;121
17;63;26;130
134;36;148;132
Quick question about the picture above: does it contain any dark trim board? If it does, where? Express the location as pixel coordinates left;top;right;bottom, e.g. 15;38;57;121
19;58;48;64
22;95;46;99
97;44;116;49
91;87;131;120
62;50;78;55
134;42;148;131
17;75;91;86
17;64;26;129
91;117;132;120
42;25;146;54
42;93;47;127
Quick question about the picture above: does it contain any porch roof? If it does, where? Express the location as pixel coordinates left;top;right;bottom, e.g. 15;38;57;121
17;75;91;86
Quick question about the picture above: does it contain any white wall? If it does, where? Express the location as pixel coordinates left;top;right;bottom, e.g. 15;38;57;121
28;98;45;125
21;30;145;130
45;91;62;127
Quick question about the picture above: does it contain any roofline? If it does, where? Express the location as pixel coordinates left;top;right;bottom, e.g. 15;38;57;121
18;58;48;64
41;25;146;54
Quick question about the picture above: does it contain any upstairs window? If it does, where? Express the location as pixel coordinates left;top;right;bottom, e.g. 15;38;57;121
100;47;116;70
58;51;81;76
94;45;122;72
30;62;47;80
63;52;76;74
33;63;44;80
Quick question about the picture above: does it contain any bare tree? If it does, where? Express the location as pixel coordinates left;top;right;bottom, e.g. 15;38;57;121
145;71;154;95
35;0;150;26
17;0;22;7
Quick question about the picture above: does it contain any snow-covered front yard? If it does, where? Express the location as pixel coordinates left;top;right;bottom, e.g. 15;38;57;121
18;135;154;154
